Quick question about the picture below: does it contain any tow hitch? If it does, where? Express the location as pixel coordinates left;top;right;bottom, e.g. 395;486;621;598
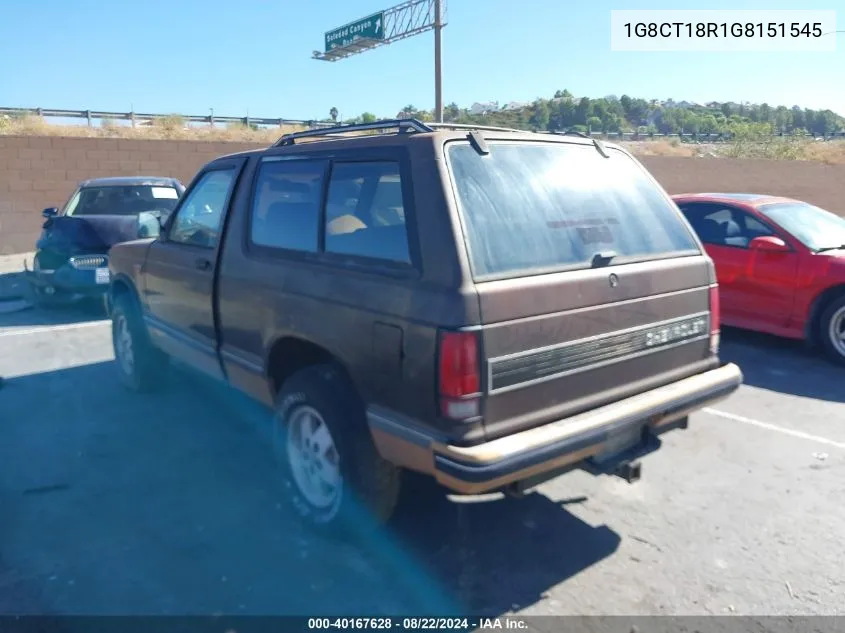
614;460;642;483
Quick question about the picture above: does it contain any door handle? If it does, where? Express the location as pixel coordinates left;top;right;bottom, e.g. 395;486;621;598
195;257;211;271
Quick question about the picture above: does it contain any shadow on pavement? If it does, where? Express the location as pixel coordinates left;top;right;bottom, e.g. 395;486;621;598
0;286;107;328
0;359;620;616
720;326;844;403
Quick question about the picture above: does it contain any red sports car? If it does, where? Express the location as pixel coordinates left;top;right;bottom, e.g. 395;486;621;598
673;193;845;365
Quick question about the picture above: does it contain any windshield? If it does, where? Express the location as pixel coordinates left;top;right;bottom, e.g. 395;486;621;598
446;141;700;279
64;185;180;217
757;202;845;251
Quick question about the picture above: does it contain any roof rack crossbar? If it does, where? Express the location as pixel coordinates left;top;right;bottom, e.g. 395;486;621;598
274;118;433;146
426;122;522;133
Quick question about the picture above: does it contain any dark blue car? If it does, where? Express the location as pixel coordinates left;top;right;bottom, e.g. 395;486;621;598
25;176;185;307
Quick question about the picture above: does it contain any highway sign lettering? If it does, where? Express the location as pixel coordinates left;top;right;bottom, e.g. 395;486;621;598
325;12;385;52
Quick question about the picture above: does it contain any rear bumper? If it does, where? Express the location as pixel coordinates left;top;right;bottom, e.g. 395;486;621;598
368;362;743;495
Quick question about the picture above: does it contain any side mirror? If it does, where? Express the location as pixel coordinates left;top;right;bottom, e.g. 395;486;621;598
42;207;58;219
750;236;790;252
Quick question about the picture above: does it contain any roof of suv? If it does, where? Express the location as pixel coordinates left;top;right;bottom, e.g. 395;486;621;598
213;119;624;163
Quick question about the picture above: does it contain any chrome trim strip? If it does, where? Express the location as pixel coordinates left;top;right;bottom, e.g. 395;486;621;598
487;312;711;395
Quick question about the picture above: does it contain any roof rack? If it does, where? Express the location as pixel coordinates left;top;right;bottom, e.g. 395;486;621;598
274;118;433;146
426;122;523;133
273;118;529;146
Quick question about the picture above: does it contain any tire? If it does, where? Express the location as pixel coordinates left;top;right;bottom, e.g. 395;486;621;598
819;295;845;367
111;294;169;392
273;364;402;534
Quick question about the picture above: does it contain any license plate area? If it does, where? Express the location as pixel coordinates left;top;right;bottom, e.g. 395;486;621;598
592;423;646;465
95;268;110;284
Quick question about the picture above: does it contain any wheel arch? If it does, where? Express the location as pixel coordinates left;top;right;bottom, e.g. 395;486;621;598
264;335;359;398
806;283;845;345
107;274;142;316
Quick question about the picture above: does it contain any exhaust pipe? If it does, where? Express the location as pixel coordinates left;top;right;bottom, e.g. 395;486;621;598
615;460;642;483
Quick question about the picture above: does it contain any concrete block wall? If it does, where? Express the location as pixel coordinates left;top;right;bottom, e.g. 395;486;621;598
0;136;263;254
1;135;843;255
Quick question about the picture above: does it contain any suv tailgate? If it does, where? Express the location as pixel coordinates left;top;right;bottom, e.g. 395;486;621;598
444;137;715;441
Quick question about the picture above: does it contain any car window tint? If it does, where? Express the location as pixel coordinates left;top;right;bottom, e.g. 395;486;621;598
681;204;750;248
324;161;410;264
169;170;235;248
66;186;180;217
744;215;774;238
250;160;324;252
447;142;698;279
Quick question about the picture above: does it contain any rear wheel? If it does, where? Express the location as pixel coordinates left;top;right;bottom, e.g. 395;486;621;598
111;294;169;391
273;364;402;534
819;296;845;367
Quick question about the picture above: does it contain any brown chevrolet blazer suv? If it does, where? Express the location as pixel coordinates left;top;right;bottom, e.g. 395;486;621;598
106;119;743;530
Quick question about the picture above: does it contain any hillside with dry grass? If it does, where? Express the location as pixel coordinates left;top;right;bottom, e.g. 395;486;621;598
2;113;845;164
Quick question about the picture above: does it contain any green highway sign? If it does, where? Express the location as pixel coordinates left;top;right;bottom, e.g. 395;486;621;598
324;11;385;52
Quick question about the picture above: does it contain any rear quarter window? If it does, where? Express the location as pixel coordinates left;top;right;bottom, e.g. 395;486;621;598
446;141;700;279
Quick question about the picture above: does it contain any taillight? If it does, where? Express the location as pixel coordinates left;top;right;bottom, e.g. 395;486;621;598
438;330;481;421
709;284;721;355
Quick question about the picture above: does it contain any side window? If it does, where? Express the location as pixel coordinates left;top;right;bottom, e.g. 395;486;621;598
169;169;235;248
744;215;775;241
250;160;324;252
680;204;752;248
324;161;410;264
61;189;81;216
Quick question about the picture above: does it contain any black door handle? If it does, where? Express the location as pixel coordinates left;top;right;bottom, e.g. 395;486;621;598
195;258;211;271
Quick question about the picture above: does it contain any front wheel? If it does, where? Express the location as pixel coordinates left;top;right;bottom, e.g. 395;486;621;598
273;364;402;533
111;295;169;391
819;296;845;367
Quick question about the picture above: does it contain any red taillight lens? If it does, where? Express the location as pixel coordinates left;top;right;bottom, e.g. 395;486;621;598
709;284;721;354
709;285;720;333
438;331;480;396
438;331;481;420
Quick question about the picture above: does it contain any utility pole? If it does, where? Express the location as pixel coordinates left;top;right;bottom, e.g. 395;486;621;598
434;0;443;123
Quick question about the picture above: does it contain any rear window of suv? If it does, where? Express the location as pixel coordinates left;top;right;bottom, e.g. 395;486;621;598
446;141;700;280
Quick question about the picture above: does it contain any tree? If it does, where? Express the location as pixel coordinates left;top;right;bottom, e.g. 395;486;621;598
360;112;377;123
329;107;339;122
529;99;550;130
791;106;805;130
620;95;632;116
700;114;718;134
575;97;591;125
586;116;602;132
444;102;461;122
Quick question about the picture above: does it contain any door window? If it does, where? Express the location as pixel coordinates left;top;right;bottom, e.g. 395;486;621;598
249;160;325;252
168;169;236;248
680;204;774;249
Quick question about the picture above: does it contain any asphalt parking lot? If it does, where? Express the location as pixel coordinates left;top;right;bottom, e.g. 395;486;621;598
0;304;843;617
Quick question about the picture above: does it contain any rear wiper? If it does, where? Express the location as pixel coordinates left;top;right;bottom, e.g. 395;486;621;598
815;244;845;253
590;250;617;267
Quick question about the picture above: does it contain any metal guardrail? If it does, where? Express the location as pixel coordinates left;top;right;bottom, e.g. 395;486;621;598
586;130;845;141
0;106;334;129
1;106;842;140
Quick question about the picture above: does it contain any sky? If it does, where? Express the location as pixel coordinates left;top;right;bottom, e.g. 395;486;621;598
0;0;842;122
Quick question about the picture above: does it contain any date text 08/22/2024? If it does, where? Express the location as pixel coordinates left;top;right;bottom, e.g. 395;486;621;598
307;617;529;630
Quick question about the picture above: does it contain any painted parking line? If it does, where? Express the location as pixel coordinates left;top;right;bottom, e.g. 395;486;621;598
704;407;845;450
0;320;111;338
